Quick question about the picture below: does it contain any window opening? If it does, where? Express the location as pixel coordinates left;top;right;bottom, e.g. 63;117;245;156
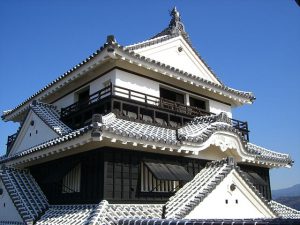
160;87;184;104
189;96;206;110
76;87;90;106
62;163;81;193
140;162;180;193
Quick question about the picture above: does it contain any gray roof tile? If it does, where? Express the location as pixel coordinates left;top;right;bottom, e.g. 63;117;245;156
0;166;49;223
269;201;300;219
0;112;292;167
31;100;72;135
35;204;97;225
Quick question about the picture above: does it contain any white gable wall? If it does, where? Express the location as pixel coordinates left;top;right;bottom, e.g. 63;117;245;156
9;111;59;156
0;179;23;223
134;36;220;84
185;170;275;219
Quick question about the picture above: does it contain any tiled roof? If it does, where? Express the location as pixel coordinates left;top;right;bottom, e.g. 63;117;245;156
35;204;97;225
2;11;254;121
100;113;178;145
31;100;72;135
125;7;225;85
0;126;90;164
119;45;255;102
34;201;163;225
0;166;49;224
0;112;292;167
177;113;293;166
164;157;280;219
5;100;72;156
164;157;236;219
247;143;292;165
269;201;300;219
177;113;232;142
0;222;25;225
96;202;163;225
119;218;300;225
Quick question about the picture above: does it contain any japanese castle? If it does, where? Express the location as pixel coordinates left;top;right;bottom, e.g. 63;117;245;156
1;8;300;225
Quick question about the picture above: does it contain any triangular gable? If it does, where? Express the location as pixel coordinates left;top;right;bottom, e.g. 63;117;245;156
185;170;276;219
126;8;221;85
164;157;276;220
131;35;221;84
9;109;59;156
0;179;23;223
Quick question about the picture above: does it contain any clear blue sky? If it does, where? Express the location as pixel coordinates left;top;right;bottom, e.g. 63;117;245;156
0;1;299;190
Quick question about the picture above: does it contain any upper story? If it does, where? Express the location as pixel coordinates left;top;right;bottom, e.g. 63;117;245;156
2;8;254;130
0;8;293;171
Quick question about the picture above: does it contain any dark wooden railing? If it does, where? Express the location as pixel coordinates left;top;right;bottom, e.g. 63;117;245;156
231;118;249;141
61;84;210;119
61;84;249;141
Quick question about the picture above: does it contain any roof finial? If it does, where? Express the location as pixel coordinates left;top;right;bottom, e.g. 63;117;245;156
168;6;185;35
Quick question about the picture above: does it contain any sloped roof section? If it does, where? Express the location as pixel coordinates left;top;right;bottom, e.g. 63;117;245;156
270;201;300;219
100;113;178;145
94;202;163;225
177;113;293;166
0;126;90;164
164;157;277;219
31;100;72;136
2;9;255;122
119;218;300;225
164;157;236;219
35;204;97;225
0;166;49;224
34;200;163;225
0;112;292;168
126;7;223;85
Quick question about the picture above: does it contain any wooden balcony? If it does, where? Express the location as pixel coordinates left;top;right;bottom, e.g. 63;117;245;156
60;84;250;141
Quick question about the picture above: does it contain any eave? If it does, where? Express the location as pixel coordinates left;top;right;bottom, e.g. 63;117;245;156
0;113;292;169
2;39;255;123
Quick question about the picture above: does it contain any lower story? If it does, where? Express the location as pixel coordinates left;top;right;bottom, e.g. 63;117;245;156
29;147;272;205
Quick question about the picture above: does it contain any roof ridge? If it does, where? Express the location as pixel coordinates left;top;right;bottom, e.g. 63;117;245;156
84;200;109;225
269;200;300;219
234;167;279;217
119;45;255;101
165;157;235;219
30;100;72;136
0;166;49;223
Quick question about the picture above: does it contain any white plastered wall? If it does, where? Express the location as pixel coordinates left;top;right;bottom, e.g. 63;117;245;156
53;92;75;110
9;111;59;156
210;99;232;118
134;36;220;84
185;170;275;219
53;70;116;110
53;68;232;117
0;179;23;223
115;69;159;102
90;70;116;94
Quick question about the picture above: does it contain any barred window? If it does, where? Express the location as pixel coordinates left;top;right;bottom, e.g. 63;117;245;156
140;162;180;192
62;163;81;193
